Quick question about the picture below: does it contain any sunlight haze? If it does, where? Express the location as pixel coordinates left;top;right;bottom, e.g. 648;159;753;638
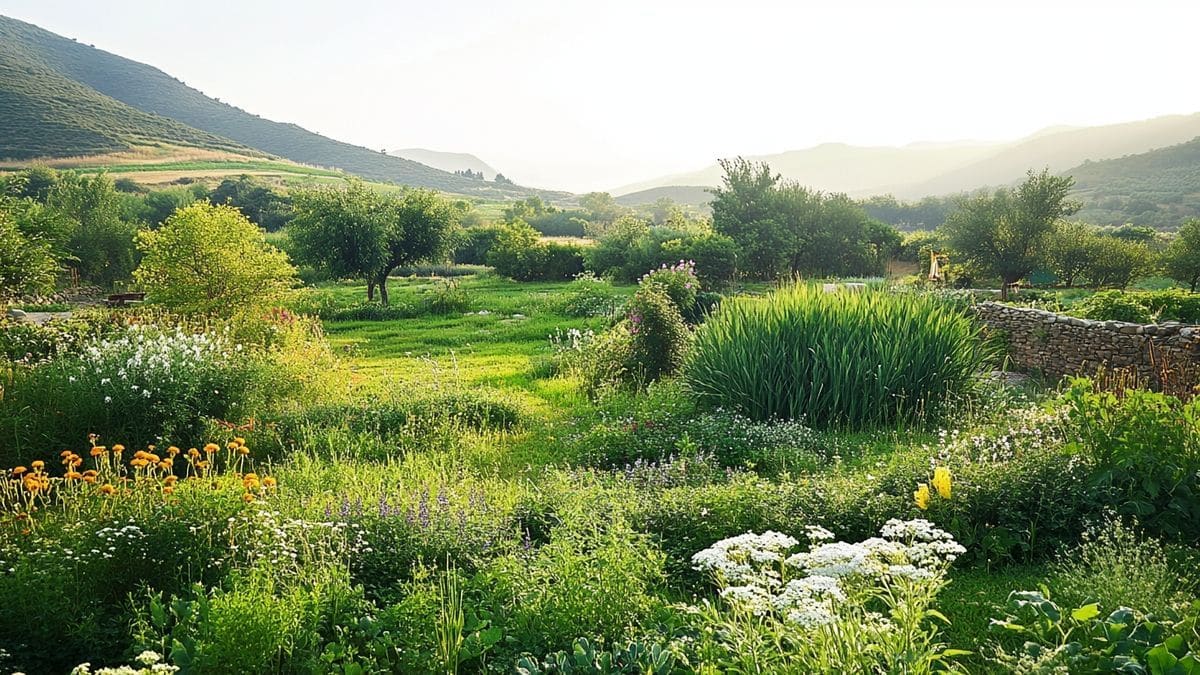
2;0;1198;192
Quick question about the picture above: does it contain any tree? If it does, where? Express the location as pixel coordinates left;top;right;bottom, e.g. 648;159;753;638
47;172;140;287
1163;219;1200;291
1084;236;1152;288
289;181;391;300
0;204;57;300
373;189;460;304
210;175;293;231
711;158;897;279
579;192;627;224
134;202;297;315
941;169;1078;299
1045;221;1098;287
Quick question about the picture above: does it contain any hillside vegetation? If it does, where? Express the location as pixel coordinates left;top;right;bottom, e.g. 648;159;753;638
0;32;248;159
1068;136;1200;228
0;15;565;200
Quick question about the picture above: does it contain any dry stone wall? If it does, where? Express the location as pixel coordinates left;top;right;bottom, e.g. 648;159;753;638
974;302;1200;384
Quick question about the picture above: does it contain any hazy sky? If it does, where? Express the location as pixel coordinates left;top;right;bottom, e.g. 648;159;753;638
3;0;1200;192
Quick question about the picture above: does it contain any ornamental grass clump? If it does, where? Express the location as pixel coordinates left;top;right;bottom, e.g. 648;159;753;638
684;283;986;428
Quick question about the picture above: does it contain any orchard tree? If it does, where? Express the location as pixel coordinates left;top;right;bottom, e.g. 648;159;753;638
941;169;1078;299
1163;219;1200;291
1045;220;1097;287
374;189;460;304
48;172;140;287
134;202;297;315
290;180;391;300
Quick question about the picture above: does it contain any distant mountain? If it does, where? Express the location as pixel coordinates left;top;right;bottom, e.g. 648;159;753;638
614;185;714;207
1066;136;1200;228
903;114;1200;197
0;15;561;198
612;141;1003;198
617;114;1200;202
388;148;499;180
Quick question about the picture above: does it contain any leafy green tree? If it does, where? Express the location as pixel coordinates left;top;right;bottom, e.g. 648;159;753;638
711;158;897;279
289;180;390;300
579;192;628;224
374;189;460;304
897;230;942;264
1084;236;1152;288
210;175;293;231
1045;221;1098;287
1;166;60;202
47;172;140;287
0;205;57;300
134;202;297;315
941;169;1078;298
1162;219;1200;291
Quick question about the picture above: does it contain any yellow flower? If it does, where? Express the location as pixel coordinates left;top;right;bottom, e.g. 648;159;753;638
112;444;125;454
99;483;116;496
11;466;27;476
932;467;952;500
203;443;219;455
233;437;246;446
90;446;107;457
914;483;931;510
262;476;277;488
31;460;45;471
241;493;255;503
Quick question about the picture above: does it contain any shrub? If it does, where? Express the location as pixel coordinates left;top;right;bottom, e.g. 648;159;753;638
424;278;473;315
454;225;505;265
1143;288;1200;323
639;260;699;318
134;202;298;316
1075;289;1152;323
0;315;333;464
1056;379;1200;542
662;232;738;288
557;273;620;318
542;242;587;280
1048;519;1195;620
624;286;689;386
488;222;585;281
685;284;986;428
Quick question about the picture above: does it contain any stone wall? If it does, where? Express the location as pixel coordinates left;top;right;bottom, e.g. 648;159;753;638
974;302;1200;384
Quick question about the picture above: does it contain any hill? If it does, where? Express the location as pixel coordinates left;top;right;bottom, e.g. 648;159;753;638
388;148;499;180
0;29;248;159
612;141;1002;198
617;114;1200;202
0;15;562;199
903;114;1200;197
614;185;714;207
1066;136;1200;228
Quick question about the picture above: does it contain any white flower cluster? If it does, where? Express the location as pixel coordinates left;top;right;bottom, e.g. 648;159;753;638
934;404;1068;464
228;509;369;577
71;650;178;674
691;531;798;584
693;520;965;629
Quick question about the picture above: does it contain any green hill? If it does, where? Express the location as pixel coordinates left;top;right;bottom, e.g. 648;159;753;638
0;15;562;199
0;29;249;159
614;185;714;207
1066;136;1200;228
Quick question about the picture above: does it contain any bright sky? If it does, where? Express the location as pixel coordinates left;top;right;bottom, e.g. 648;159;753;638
3;0;1200;192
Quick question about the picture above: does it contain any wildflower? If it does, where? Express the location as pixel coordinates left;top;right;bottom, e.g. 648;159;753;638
11;466;27;476
913;483;931;510
90;446;106;457
262;476;277;488
167;446;180;457
203;443;219;455
242;493;255;503
931;466;952;500
99;484;116;496
112;444;125;455
31;460;44;471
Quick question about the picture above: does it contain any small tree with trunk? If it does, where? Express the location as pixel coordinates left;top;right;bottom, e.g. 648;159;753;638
941;169;1078;299
1163;219;1200;292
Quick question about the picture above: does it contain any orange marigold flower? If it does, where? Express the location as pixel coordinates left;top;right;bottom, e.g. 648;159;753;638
99;483;116;495
162;486;175;495
167;446;181;457
262;476;277;488
60;450;73;458
112;444;125;454
31;460;45;471
90;446;106;457
233;437;246;446
164;475;179;486
241;493;255;503
204;443;219;454
12;466;27;476
130;458;149;469
226;441;239;451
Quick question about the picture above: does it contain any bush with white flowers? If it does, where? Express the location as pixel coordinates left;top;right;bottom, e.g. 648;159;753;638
690;520;966;672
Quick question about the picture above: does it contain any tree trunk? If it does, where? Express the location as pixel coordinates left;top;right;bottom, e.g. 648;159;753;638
377;270;392;306
1000;278;1012;300
367;281;376;302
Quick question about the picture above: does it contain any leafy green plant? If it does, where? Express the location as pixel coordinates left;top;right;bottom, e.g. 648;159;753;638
1076;289;1153;323
685;283;986;428
1057;379;1200;541
515;637;678;674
